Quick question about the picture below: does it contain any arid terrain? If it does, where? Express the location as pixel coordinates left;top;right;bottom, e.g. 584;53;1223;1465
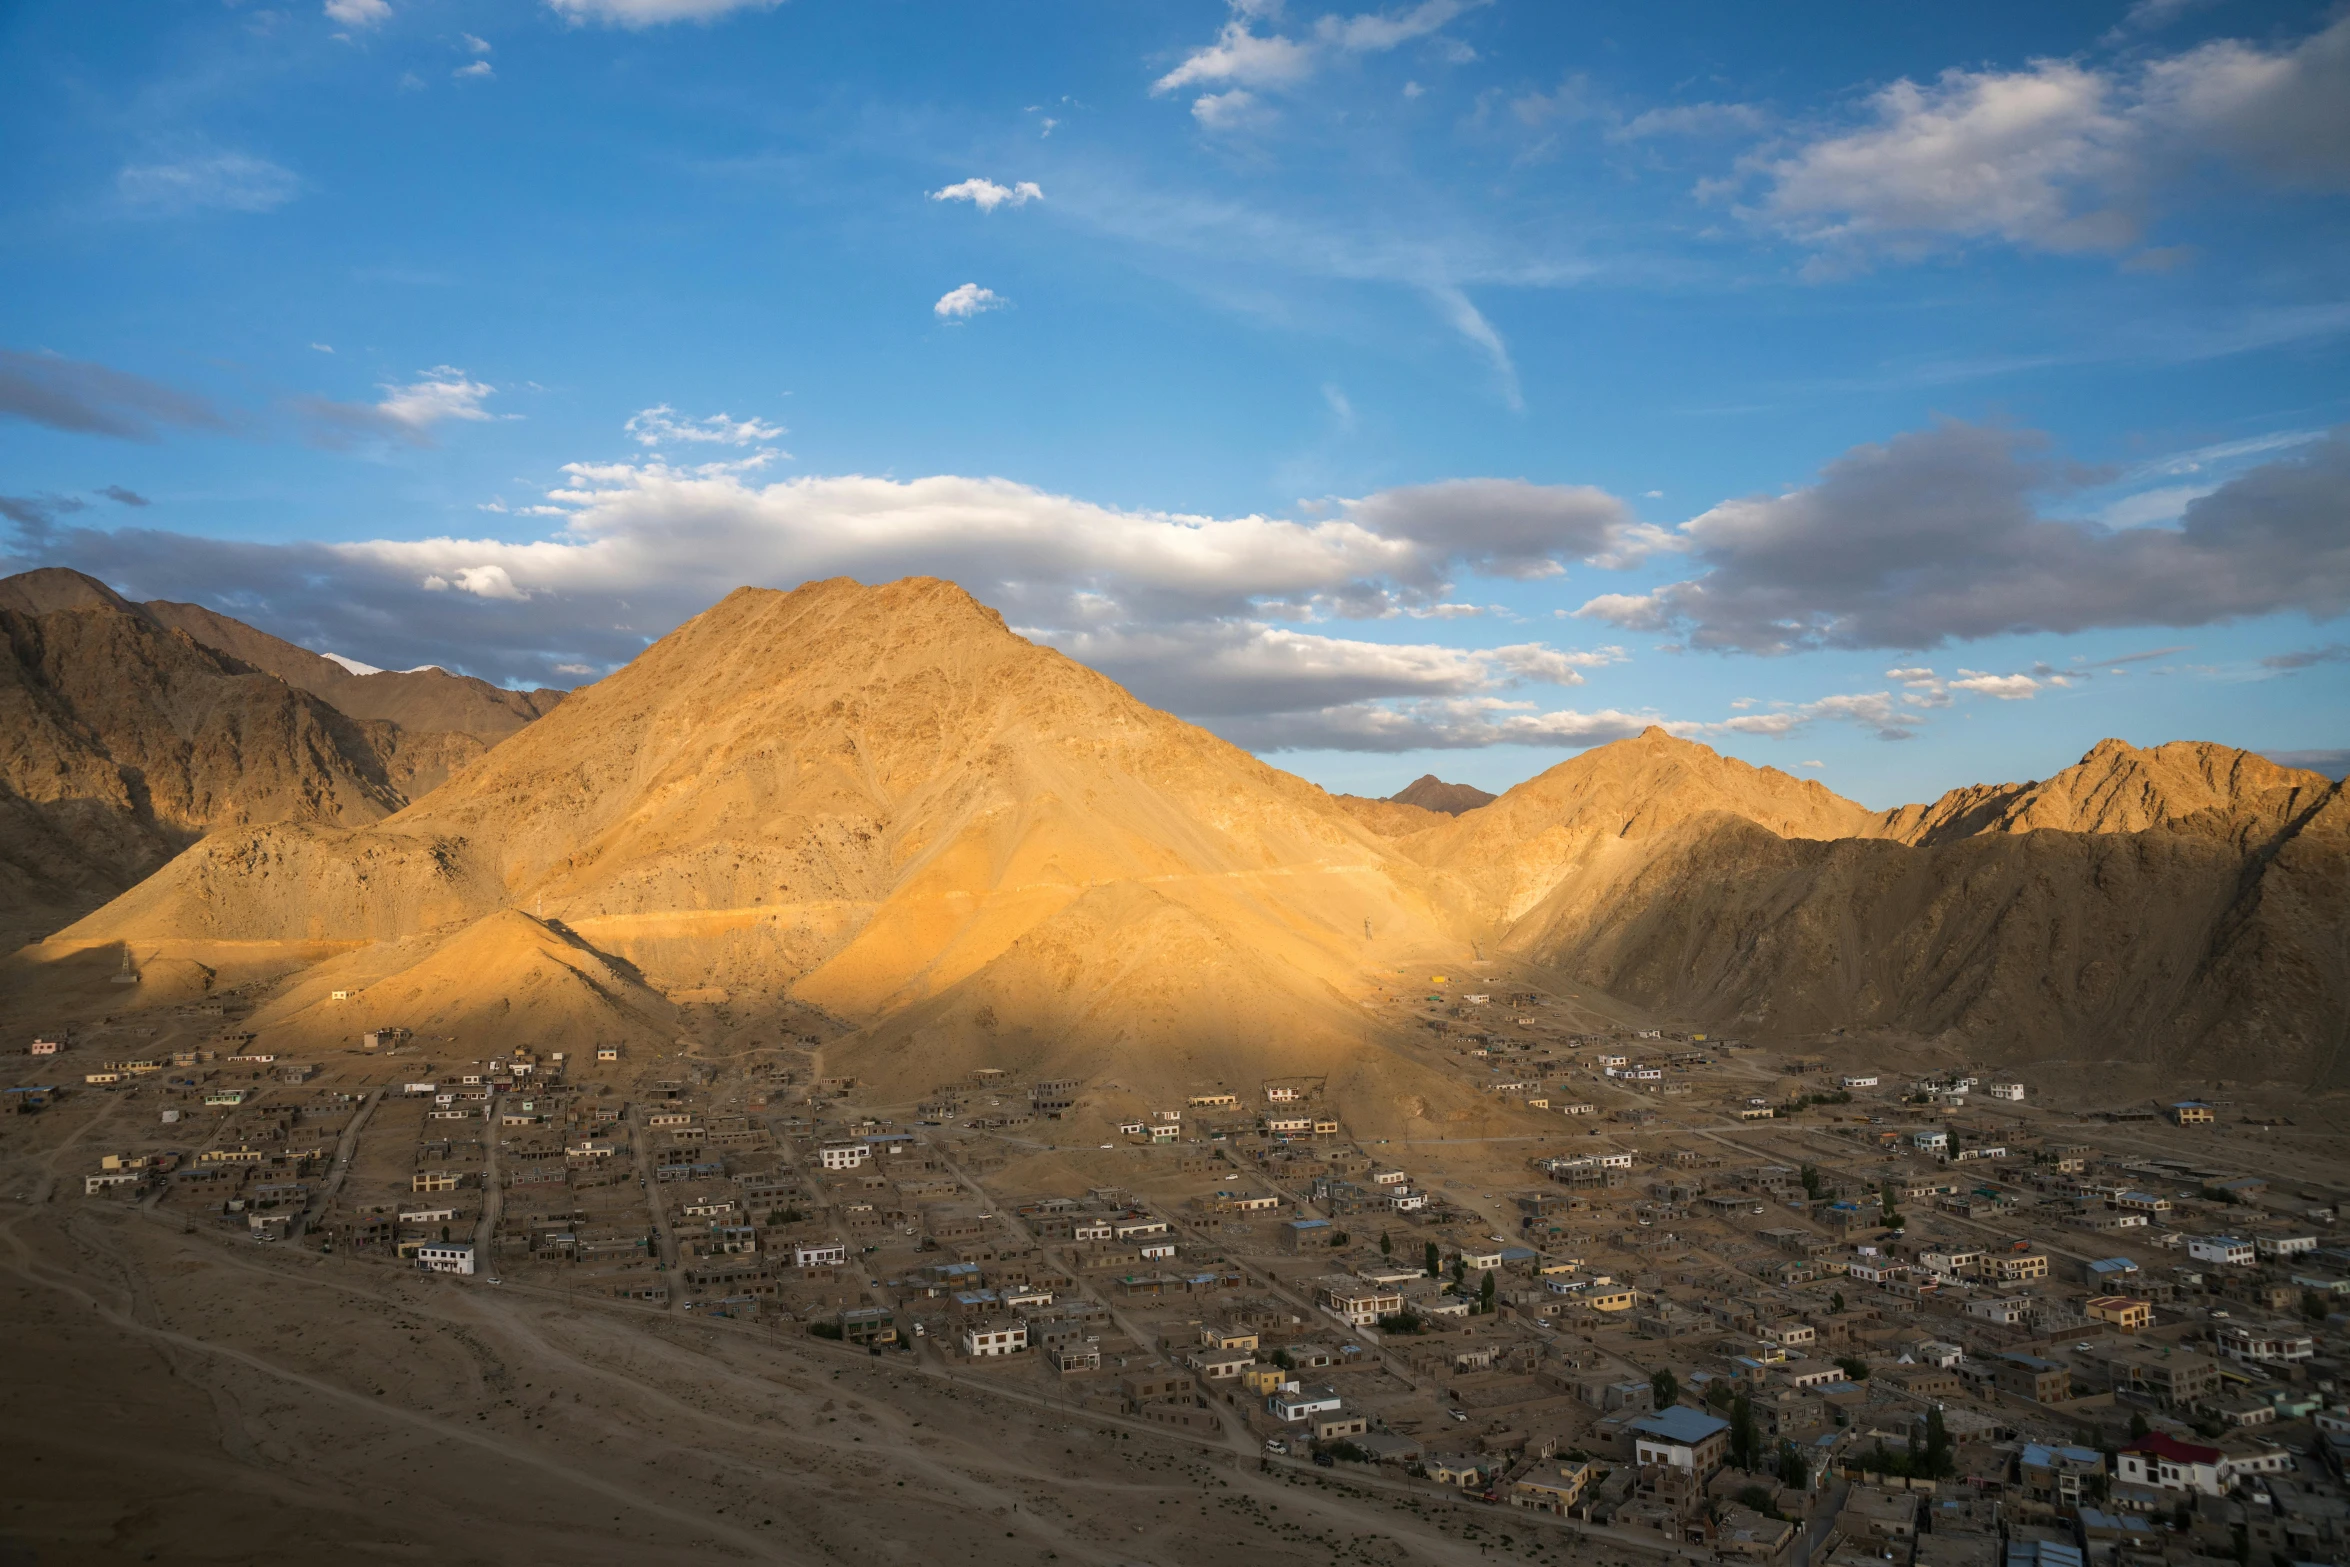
4;568;2348;1566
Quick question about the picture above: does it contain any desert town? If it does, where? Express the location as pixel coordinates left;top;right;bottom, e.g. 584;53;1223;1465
12;965;2350;1567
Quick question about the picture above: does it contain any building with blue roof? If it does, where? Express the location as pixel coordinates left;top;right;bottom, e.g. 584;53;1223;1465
1627;1406;1731;1473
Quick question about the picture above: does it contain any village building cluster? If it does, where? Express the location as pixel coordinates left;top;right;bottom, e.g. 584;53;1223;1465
15;969;2350;1565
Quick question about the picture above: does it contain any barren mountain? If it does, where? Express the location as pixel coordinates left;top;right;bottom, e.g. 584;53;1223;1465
0;576;405;948
143;597;566;744
36;578;1475;1119
1403;725;1876;926
1459;732;2347;1084
0;569;568;947
20;573;2346;1088
1328;793;1450;837
1389;774;1495;815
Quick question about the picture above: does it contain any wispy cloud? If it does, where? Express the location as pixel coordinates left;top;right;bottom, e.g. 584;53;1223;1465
0;349;230;441
117;152;300;215
297;366;505;448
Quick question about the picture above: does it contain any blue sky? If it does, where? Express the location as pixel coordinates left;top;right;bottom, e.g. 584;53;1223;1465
3;0;2346;806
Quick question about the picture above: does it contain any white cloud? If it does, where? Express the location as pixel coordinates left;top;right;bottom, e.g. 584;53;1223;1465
324;0;391;26
1757;60;2139;263
117;153;300;215
1153;16;1317;94
461;32;492;52
934;283;1007;320
309;342;334;354
1152;0;1485;96
1801;759;1824;768
930;178;1044;212
453;61;494;80
1714;690;1914;741
1749;16;2350;267
543;0;784;27
624;404;786;448
297;366;503;448
1948;670;2041;699
376;367;498;429
1219;698;1689;754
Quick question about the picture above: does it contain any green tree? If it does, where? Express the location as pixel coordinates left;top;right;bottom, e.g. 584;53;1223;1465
1651;1369;1680;1409
1424;1240;1441;1278
1479;1270;1497;1312
2130;1410;2151;1440
1776;1441;1809;1491
1800;1164;1824;1202
1330;1231;1349;1248
1380;1231;1393;1258
1731;1392;1758;1470
1829;1290;1846;1314
1921;1406;1954;1479
1450;1254;1466;1286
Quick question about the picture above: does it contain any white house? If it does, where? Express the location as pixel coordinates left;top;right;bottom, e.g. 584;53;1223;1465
2254;1233;2319;1259
1909;1129;1948;1153
2214;1322;2315;1366
961;1318;1028;1357
1268;1383;1344;1422
793;1240;849;1268
416;1242;476;1275
1986;1081;2025;1101
817;1141;869;1170
1840;1074;1878;1089
2186;1235;2255;1267
1964;1297;2030;1325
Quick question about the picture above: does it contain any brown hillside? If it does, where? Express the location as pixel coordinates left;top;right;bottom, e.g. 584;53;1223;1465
1874;737;2334;851
38;578;1474;1105
1468;733;2349;1084
1330;794;1450;837
0;584;405;948
143;598;568;744
1408;726;1876;925
1389;774;1495;815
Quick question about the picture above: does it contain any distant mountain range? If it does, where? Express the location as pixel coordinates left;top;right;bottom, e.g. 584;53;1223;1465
7;570;2343;1089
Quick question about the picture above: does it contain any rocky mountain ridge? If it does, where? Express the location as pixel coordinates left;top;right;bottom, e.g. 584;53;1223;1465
10;571;2342;1086
0;568;569;946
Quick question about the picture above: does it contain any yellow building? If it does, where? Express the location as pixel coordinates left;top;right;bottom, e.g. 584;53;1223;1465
2085;1296;2153;1332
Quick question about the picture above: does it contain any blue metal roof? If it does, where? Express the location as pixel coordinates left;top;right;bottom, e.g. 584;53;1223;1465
1629;1406;1730;1444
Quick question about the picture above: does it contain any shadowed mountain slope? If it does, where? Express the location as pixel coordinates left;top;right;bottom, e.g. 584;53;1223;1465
1447;731;2347;1083
0;569;570;946
24;574;2347;1087
41;578;1468;1103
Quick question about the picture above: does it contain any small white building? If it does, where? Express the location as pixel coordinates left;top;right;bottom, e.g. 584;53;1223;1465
1839;1074;1878;1089
817;1141;871;1170
1268;1383;1344;1422
417;1242;476;1275
793;1240;848;1268
1986;1081;2025;1102
2186;1235;2255;1267
961;1318;1028;1357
